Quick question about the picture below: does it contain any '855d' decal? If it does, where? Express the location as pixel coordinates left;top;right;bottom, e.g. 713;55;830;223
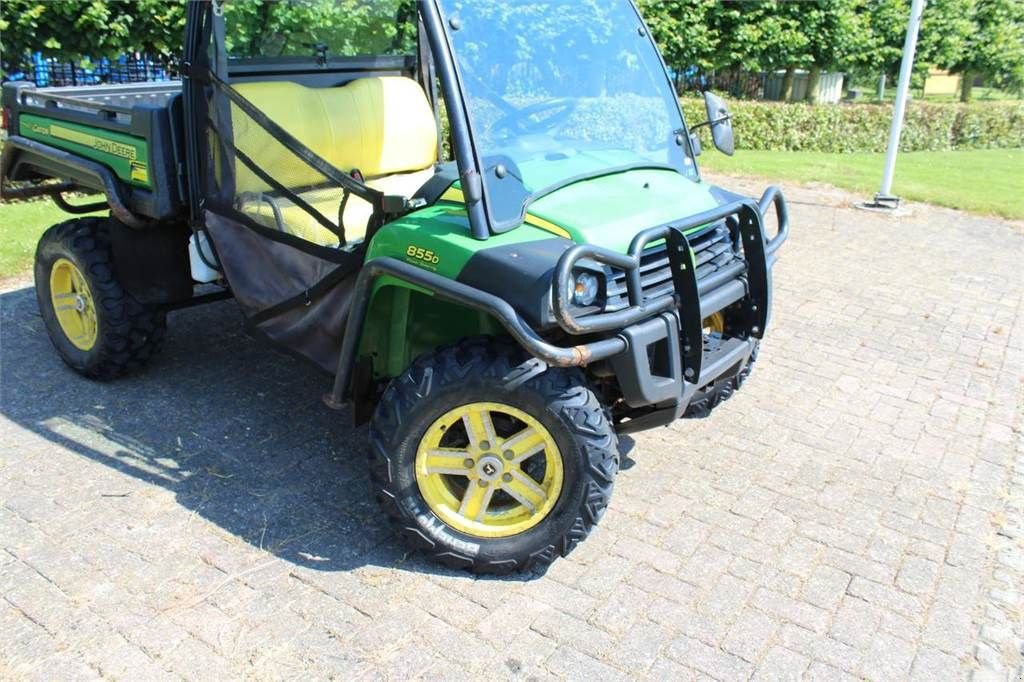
406;245;441;270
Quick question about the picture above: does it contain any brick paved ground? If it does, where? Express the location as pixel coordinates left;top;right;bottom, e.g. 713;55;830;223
2;177;1022;680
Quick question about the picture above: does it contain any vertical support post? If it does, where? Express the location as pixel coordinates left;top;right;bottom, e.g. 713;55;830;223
878;73;887;100
877;0;926;204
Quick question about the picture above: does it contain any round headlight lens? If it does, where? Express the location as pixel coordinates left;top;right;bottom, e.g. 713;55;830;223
571;272;599;307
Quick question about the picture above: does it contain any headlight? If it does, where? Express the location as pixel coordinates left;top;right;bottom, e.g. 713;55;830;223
570;271;600;307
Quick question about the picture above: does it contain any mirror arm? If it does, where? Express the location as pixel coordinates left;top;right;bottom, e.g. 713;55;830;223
690;114;732;131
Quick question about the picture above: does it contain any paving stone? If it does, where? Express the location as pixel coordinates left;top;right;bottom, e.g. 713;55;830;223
847;577;925;620
862;631;916;681
752;647;811;681
665;635;754;680
502;627;559;678
829;597;881;649
603;620;671;672
648;655;699;681
721;608;779;662
801;564;851;611
530;607;616;661
778;624;862;675
544;646;628;681
897;555;941;596
751;588;830;633
911;647;964;680
923;601;978;655
588;583;653;637
805;661;860;682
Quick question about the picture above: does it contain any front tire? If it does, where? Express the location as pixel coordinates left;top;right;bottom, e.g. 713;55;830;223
683;341;759;419
34;218;166;380
368;339;619;575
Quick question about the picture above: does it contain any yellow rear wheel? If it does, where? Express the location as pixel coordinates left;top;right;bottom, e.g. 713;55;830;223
34;218;166;380
415;402;564;538
49;258;98;351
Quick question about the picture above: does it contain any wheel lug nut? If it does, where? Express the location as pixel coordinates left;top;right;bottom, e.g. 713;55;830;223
478;479;489;487
463;458;475;468
480;440;491;450
502;473;513;483
503;450;514;460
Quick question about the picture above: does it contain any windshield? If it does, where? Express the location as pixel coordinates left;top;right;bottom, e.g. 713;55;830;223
439;0;696;230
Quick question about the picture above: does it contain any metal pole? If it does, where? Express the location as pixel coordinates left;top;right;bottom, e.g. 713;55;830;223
877;0;926;203
878;72;886;101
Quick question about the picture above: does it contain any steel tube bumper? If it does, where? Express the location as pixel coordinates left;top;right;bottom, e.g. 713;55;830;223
325;257;631;408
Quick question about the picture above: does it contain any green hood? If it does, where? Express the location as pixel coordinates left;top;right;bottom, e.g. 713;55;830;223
526;169;720;253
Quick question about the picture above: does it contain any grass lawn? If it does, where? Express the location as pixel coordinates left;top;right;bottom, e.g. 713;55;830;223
0;200;101;281
845;85;1021;104
701;148;1024;220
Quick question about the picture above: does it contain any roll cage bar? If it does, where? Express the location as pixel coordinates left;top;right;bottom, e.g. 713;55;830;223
182;0;691;243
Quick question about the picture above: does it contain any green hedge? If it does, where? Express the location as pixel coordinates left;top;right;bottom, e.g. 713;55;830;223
680;99;1024;153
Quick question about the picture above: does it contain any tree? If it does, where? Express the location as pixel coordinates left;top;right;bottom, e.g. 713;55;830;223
637;0;719;89
848;0;908;95
799;0;875;102
0;0;186;73
222;0;414;58
917;0;975;91
706;1;810;99
938;0;1024;100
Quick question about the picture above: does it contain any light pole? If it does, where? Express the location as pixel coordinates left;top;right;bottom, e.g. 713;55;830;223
874;0;927;208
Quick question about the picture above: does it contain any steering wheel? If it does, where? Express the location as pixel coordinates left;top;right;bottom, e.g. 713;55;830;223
493;98;578;136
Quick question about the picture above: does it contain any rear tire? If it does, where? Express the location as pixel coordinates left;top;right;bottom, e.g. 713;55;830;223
34;217;166;380
368;338;619;575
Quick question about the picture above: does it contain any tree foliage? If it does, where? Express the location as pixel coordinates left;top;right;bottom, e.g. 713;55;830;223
0;1;186;63
222;0;414;58
638;0;720;72
939;0;1024;97
638;0;1022;99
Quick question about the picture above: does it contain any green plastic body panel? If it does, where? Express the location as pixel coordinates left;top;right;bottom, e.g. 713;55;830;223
365;204;557;278
19;113;152;189
358;204;557;379
527;169;720;252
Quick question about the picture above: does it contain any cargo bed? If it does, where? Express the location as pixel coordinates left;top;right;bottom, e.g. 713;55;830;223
1;80;186;224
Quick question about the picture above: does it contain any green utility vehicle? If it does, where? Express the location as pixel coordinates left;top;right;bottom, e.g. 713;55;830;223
2;0;788;573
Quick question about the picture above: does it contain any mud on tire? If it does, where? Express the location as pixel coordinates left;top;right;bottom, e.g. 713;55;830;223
368;338;619;575
34;217;167;380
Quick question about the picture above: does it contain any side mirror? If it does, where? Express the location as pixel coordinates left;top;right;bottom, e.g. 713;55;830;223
703;91;735;156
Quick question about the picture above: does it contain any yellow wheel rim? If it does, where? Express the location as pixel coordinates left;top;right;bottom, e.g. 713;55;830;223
415;402;564;539
49;258;98;351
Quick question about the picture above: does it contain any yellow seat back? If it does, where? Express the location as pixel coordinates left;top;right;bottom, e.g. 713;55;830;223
231;77;438;194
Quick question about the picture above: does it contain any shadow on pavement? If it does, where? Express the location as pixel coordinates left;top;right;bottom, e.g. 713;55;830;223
0;284;536;580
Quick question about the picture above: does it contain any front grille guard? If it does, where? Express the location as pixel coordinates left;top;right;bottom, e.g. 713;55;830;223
552;186;789;340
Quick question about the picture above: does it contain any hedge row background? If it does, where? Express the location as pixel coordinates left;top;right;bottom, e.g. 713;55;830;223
680;99;1024;153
